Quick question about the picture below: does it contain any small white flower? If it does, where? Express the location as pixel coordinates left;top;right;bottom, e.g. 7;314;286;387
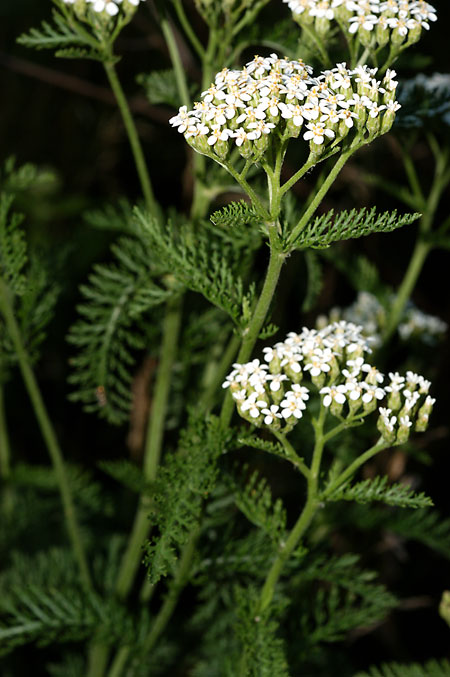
262;405;282;425
303;122;335;145
320;384;348;407
241;393;267;419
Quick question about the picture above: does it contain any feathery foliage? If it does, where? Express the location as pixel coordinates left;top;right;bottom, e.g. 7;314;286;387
233;470;287;545
327;476;434;509
98;459;149;496
291;208;420;250
235;586;290;677
354;658;450;677
144;415;230;584
0;547;143;657
0;194;27;294
68;233;178;424
17;9;102;61
298;553;397;646
135;210;253;328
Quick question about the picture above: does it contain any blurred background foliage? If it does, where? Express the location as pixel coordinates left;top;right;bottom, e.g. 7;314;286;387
1;0;450;673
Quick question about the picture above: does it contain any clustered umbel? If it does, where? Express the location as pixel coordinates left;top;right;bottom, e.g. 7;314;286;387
317;291;447;346
170;54;400;163
62;0;144;19
283;0;437;47
222;320;435;444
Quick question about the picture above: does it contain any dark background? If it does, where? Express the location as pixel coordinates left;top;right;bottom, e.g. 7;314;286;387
1;0;450;673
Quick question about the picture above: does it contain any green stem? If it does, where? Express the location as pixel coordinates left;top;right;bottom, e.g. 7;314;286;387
287;149;354;249
0;278;92;590
114;297;183;600
159;6;191;108
382;239;431;341
173;0;205;59
383;148;448;341
220;239;286;427
322;438;388;499
103;61;158;217
257;406;327;614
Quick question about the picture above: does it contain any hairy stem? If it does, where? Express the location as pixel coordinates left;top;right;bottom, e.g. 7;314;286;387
0;278;92;590
103;61;158;216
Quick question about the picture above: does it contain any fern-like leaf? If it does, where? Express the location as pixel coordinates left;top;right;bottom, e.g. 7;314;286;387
68;234;177;424
299;553;397;646
144;415;230;584
354;658;450;677
98;459;150;495
233;471;286;545
235;586;290;677
291;208;420;250
327;476;434;509
0;194;27;294
135;210;249;327
17;10;102;61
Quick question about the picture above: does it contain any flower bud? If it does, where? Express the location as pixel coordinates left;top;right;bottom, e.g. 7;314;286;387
396;415;412;444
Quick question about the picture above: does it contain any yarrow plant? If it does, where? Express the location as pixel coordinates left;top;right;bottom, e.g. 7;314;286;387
0;1;449;676
283;0;437;70
224;319;434;446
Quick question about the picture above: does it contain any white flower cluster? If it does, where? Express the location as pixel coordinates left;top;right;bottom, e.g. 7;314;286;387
62;0;144;19
223;320;435;443
399;307;447;342
170;54;400;163
283;0;437;47
318;291;447;346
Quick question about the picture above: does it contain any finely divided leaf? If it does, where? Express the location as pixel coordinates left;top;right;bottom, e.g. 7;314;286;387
17;10;102;61
328;476;434;509
292;208;420;250
354;658;450;677
233;471;286;545
68;235;177;424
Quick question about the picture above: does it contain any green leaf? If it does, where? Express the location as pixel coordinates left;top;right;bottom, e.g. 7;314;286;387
233;470;286;545
235;585;290;677
98;459;150;495
0;194;27;294
327;476;434;509
68;234;178;424
135;210;249;327
17;10;101;60
354;658;450;677
144;415;230;584
299;553;397;646
291;208;420;250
